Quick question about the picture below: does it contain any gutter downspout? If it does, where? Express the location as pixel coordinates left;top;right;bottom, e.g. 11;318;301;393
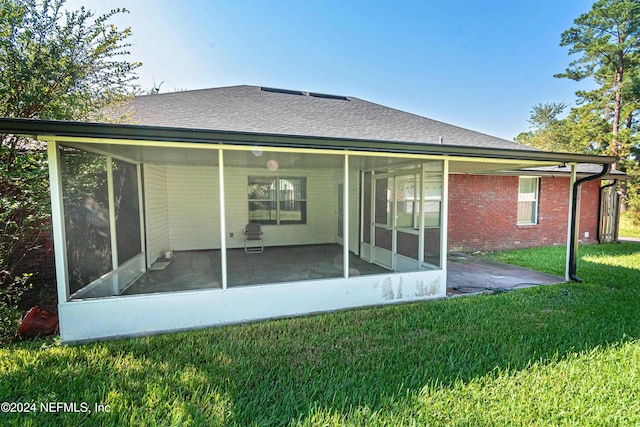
597;179;618;243
568;163;612;282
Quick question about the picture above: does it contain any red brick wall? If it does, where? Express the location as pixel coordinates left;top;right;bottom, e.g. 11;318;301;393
447;175;600;252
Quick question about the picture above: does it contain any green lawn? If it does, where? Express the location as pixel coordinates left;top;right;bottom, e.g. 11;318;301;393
619;212;640;238
1;243;639;426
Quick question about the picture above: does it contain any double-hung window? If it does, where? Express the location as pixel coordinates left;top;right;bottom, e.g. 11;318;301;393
248;176;307;225
517;177;539;224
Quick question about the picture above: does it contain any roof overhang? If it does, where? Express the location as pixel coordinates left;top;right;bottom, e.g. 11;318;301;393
0;117;617;167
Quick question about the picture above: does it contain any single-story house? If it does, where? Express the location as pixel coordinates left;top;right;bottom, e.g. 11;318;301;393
0;85;622;343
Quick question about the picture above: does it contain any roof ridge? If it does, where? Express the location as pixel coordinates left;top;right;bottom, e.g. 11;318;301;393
135;84;259;99
348;95;530;148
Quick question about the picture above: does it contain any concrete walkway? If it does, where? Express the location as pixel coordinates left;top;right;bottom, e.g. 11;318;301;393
446;252;565;296
619;237;640;243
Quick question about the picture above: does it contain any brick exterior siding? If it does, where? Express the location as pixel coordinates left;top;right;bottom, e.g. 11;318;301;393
447;174;600;252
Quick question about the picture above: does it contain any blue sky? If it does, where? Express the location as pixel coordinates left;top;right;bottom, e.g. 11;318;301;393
67;0;596;141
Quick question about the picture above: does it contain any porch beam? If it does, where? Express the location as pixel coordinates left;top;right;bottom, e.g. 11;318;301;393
136;163;146;268
343;154;349;278
418;164;425;267
565;164;577;281
440;159;449;271
359;170;365;257
106;157;119;295
35;135;576;168
47;141;70;303
391;175;397;271
219;149;228;290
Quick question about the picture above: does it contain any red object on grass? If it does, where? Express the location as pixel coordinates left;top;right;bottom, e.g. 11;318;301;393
17;306;59;338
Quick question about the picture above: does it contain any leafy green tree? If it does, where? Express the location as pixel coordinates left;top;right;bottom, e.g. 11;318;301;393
555;0;640;160
515;102;609;154
0;0;140;341
515;103;573;152
520;0;640;226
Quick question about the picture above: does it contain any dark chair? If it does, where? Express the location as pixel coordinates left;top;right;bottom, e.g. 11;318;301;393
244;222;264;253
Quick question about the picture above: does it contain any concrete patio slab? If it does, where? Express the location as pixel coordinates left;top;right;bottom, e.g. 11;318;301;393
121;245;565;298
446;252;565;296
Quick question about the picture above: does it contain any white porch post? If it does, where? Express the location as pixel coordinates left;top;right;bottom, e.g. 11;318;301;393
359;170;365;255
218;149;228;290
343;154;349;278
418;164;426;268
106;157;119;295
136;163;146;271
391;174;397;271
440;159;449;272
47;141;70;303
370;171;376;253
565;163;577;281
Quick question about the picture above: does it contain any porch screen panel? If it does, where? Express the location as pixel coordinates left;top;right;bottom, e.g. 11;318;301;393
113;159;142;265
396;174;418;228
362;172;371;244
60;146;111;293
374;176;393;250
423;228;441;267
397;231;418;259
337;183;343;238
374;177;388;225
423;164;444;267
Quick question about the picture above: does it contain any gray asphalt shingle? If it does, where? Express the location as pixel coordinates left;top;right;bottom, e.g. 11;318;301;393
126;85;536;151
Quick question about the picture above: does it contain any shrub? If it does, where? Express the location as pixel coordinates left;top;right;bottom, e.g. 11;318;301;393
1;139;51;343
0;273;31;344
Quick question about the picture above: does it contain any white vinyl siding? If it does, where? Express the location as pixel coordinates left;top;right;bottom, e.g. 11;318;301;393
143;165;170;266
225;167;335;248
167;166;220;250
160;166;336;250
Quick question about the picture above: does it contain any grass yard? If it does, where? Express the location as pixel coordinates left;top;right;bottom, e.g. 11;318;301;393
1;243;639;426
619;212;640;238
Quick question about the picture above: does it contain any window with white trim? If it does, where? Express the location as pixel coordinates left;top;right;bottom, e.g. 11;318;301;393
248;176;307;225
517;177;539;224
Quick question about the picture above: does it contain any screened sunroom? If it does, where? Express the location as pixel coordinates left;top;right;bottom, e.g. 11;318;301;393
54;139;450;295
37;127;468;342
0;89;616;342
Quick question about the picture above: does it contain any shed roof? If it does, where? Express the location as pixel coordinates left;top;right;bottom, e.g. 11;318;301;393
126;85;536;152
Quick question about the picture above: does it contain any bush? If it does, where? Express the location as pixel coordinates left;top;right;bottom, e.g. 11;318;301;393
0;273;31;344
627;191;640;227
1;138;51;343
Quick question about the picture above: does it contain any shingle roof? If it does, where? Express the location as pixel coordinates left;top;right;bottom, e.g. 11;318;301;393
126;85;536;151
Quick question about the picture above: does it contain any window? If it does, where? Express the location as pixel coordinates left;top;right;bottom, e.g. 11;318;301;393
517;177;539;224
248;176;307;225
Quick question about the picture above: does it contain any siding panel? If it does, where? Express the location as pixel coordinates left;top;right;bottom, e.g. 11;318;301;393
160;165;340;250
224;167;336;248
167;166;220;250
143;165;169;266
